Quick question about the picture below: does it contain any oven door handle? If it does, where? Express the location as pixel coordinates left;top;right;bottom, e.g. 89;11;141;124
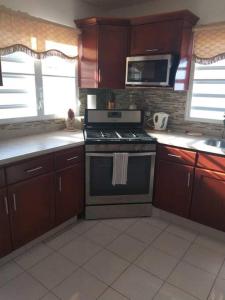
86;152;156;157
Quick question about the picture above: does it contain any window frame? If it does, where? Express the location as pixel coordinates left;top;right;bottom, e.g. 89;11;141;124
0;53;78;124
185;59;225;125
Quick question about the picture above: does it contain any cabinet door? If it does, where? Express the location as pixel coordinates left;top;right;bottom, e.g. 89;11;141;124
190;168;225;232
55;162;84;225
98;25;129;89
9;174;55;248
154;160;193;218
0;188;12;258
79;26;98;88
131;20;182;56
0;168;5;188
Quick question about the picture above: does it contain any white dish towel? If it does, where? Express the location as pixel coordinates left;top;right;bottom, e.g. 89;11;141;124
112;153;129;186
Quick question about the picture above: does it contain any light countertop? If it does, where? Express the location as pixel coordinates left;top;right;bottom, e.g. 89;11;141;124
0;129;224;167
148;130;225;156
0;130;84;166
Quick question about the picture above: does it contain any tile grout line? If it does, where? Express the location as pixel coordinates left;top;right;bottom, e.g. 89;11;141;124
98;219;173;299
1;217;225;300
0;220;99;299
153;233;202;300
206;253;225;300
49;218;171;299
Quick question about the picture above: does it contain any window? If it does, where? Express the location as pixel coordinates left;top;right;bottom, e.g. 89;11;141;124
0;52;77;123
187;59;225;123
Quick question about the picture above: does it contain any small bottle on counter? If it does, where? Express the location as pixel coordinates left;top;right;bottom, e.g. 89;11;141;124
107;91;116;110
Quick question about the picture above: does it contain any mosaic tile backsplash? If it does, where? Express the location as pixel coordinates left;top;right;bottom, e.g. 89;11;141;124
0;118;66;140
79;88;224;137
1;87;224;139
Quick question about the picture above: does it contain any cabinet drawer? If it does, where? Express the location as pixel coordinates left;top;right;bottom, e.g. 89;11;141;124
6;154;54;185
158;145;197;166
0;169;5;187
55;146;84;170
197;153;225;173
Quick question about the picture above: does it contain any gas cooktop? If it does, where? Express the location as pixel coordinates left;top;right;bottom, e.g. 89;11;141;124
83;109;156;144
84;128;155;144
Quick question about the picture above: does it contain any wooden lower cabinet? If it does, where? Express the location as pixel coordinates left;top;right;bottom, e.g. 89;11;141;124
154;160;194;218
55;162;84;225
8;173;55;249
190;168;225;232
0;188;12;258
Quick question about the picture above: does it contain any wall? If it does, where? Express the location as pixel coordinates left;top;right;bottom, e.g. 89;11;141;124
0;0;104;139
79;88;224;137
107;0;225;25
0;0;104;27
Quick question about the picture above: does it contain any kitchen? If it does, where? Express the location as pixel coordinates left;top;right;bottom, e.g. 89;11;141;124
0;0;225;299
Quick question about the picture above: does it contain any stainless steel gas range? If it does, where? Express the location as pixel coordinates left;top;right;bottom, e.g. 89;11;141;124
83;109;157;219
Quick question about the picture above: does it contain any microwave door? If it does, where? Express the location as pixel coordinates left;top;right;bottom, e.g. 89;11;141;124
126;56;171;86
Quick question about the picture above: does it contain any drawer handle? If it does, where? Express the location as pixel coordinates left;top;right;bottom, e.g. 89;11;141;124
26;166;43;173
13;193;17;211
67;156;79;162
4;196;9;215
167;154;182;159
145;48;159;52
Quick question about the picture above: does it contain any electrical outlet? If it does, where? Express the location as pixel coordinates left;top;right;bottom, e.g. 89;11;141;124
145;111;151;117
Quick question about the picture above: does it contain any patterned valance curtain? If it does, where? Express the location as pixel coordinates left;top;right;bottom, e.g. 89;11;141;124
0;5;78;60
193;22;225;64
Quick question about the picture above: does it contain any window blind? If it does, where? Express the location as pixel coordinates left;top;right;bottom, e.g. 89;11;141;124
193;22;225;64
0;5;78;60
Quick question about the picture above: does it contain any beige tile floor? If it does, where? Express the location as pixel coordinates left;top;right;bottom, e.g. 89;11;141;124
1;217;225;299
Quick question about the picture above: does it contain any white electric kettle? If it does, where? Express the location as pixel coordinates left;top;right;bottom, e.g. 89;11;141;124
153;112;169;131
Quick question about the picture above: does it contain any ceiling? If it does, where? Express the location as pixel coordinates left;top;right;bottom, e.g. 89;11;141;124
83;0;153;9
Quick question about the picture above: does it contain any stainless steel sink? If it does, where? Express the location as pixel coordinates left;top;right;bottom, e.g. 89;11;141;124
205;138;225;149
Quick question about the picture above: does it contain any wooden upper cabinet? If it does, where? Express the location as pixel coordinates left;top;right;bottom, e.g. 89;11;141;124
130;20;182;55
98;25;129;89
75;18;130;89
130;10;199;91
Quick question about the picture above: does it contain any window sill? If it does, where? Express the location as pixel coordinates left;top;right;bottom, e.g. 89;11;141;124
185;115;224;125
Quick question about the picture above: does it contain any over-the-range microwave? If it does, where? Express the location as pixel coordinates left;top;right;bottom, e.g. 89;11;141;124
125;54;178;87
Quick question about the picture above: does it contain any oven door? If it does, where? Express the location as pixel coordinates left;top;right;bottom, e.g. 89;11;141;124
86;152;155;205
